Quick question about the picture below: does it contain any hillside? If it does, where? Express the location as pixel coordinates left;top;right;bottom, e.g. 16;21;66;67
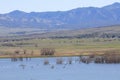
24;25;120;39
0;2;120;30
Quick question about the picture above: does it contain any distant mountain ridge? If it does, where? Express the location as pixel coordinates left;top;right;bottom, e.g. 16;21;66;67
0;2;120;29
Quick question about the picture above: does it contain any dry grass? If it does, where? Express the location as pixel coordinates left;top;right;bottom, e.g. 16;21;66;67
0;38;120;58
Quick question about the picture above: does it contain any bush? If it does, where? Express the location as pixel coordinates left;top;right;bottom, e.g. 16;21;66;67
41;48;55;56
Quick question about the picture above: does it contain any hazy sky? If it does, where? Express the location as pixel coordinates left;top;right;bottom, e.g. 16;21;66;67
0;0;120;13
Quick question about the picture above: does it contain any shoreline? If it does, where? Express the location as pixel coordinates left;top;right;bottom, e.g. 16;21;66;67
0;53;101;59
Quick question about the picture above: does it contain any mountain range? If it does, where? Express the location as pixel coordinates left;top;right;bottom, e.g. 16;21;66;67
0;2;120;29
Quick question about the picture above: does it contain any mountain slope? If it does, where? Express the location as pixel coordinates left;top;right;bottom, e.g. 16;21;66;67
0;2;120;29
26;25;120;39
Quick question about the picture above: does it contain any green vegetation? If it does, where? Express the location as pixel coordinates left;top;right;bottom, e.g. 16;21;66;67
0;25;120;58
0;38;120;57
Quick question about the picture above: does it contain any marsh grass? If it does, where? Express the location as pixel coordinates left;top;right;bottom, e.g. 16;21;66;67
0;38;120;58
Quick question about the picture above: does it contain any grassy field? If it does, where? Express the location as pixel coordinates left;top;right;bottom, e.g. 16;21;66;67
0;25;120;58
0;38;120;58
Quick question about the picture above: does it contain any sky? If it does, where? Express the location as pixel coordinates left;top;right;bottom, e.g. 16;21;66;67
0;0;120;13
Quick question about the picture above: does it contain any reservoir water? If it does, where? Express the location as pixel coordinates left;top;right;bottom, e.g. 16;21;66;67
0;57;120;80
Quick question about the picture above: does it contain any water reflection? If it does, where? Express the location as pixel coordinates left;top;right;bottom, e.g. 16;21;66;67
10;55;120;70
0;57;120;80
19;64;26;69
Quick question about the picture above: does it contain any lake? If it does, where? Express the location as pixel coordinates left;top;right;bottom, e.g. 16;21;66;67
0;57;120;80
